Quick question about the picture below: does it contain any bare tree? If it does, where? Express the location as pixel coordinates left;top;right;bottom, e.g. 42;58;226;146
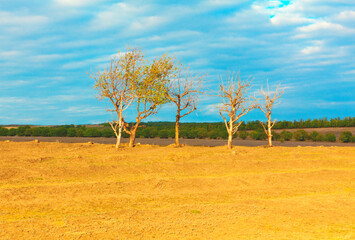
258;81;284;147
91;48;142;149
218;71;257;149
168;69;204;146
123;53;177;147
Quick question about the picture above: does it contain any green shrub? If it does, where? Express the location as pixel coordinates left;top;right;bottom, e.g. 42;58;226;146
315;133;325;142
185;130;198;139
40;128;50;136
324;133;336;142
208;131;219;139
272;131;280;141
339;131;352;143
55;127;67;137
101;129;114;138
8;128;17;136
67;128;77;137
24;128;32;136
76;129;84;137
238;131;248;140
196;128;208;139
280;130;293;141
308;131;319;141
31;127;42;137
17;126;30;136
159;130;170;138
83;128;102;137
249;130;267;140
0;127;9;136
293;130;308;141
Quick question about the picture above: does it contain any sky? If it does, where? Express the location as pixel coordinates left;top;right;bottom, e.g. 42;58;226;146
0;0;354;125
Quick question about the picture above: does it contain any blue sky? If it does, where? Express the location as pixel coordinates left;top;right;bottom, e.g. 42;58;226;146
0;0;354;125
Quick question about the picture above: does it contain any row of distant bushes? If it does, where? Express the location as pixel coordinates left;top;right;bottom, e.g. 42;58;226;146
246;130;354;143
0;125;354;143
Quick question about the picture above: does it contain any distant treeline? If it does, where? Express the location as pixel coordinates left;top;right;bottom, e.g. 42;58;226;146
0;117;354;143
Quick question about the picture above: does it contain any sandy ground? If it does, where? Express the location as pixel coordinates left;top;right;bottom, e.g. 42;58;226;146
0;142;354;239
1;136;355;147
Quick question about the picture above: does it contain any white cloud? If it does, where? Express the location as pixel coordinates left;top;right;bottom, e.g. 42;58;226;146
61;106;107;116
301;46;322;55
0;11;47;26
270;13;314;26
204;0;248;7
54;0;101;7
0;51;21;58
130;16;168;32
90;2;148;31
298;21;347;32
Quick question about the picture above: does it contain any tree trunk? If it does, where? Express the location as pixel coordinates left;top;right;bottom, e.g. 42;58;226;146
175;115;180;147
227;120;234;149
128;128;137;148
227;131;233;149
267;119;272;147
115;126;122;149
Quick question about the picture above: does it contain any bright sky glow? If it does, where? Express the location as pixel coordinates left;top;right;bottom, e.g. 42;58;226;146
0;0;354;124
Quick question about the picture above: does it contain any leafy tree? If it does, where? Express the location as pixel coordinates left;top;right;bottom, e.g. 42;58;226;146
122;50;177;147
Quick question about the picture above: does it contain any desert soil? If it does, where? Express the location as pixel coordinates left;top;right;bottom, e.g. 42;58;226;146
0;142;354;239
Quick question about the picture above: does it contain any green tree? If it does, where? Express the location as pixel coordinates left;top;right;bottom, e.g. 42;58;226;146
123;51;177;147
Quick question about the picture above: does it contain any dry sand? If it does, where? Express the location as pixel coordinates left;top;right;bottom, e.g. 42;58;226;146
0;141;354;239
